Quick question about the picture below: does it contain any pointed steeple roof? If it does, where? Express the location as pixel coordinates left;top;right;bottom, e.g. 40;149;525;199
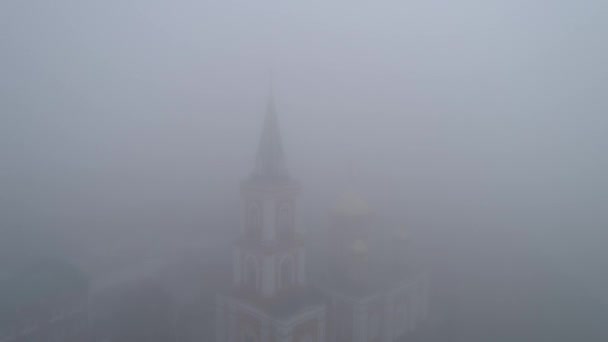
252;91;289;181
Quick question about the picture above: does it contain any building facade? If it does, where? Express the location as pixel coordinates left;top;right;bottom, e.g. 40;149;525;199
319;193;429;342
0;260;90;342
216;96;326;342
216;94;428;342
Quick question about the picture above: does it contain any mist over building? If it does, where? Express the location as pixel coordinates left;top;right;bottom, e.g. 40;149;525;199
2;1;608;342
5;88;606;341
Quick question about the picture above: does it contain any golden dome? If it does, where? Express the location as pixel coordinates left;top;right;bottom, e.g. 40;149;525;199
396;225;409;240
351;239;368;254
333;190;371;217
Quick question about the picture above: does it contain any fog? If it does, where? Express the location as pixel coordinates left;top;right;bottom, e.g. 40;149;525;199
2;1;607;341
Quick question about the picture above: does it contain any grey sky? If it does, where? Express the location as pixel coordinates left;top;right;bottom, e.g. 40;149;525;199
2;0;607;291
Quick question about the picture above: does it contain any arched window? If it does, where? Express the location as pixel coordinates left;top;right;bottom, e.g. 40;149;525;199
247;201;263;239
279;256;296;289
276;201;294;240
244;256;259;290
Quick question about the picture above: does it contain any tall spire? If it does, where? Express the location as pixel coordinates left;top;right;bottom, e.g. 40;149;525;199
252;84;288;180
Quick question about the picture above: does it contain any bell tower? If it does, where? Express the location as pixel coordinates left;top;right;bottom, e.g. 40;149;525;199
216;90;325;342
233;94;306;297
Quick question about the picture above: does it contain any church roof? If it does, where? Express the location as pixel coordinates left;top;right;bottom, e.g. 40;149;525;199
0;258;89;333
316;255;423;299
226;287;325;320
251;93;289;181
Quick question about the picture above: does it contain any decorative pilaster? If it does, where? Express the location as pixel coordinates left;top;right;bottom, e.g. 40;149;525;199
262;255;276;297
354;303;367;342
263;199;276;241
216;298;226;342
233;248;241;286
227;310;237;342
329;297;338;342
406;292;414;332
383;294;394;342
421;274;429;321
318;310;326;342
297;247;306;284
261;323;270;342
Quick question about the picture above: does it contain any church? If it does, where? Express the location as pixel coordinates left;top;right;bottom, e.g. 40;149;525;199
215;93;428;342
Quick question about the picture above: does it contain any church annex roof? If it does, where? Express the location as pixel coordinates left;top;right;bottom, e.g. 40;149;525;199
333;190;372;217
